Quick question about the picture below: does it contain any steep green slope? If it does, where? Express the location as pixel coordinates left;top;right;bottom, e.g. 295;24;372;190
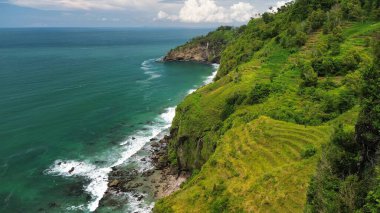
156;116;337;212
156;0;380;212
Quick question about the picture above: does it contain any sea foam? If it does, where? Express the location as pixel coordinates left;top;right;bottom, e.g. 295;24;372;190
141;59;162;81
45;107;176;212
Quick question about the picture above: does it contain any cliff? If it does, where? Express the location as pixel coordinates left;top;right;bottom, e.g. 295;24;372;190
163;26;238;64
156;0;380;212
163;44;212;63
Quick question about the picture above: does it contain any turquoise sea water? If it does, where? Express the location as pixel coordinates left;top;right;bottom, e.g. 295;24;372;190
0;28;214;212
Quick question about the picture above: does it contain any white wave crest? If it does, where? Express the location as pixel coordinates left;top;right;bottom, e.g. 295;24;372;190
141;58;162;81
45;107;176;212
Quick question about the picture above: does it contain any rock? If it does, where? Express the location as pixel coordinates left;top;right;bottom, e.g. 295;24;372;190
132;137;136;140
142;170;155;177
150;138;157;141
137;195;144;201
151;142;160;148
108;180;120;187
127;182;143;190
163;44;212;63
68;167;75;174
141;158;146;162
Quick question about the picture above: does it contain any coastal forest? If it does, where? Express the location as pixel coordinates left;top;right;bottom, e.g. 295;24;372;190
155;0;380;212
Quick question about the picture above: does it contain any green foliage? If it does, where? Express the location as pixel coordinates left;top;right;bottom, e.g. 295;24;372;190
246;83;272;105
306;125;362;212
210;197;229;213
299;60;318;87
221;93;247;120
307;34;380;213
301;146;317;159
307;9;326;32
323;5;344;34
364;172;380;212
311;50;361;76
356;36;380;165
341;0;364;20
220;104;235;121
153;200;174;213
158;1;380;212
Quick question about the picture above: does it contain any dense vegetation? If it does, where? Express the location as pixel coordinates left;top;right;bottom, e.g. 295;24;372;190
156;0;380;212
306;35;380;213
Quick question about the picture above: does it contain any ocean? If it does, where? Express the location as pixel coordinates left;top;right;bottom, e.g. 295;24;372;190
0;28;215;212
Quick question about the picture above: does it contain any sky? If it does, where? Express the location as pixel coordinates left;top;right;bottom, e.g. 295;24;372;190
0;0;292;27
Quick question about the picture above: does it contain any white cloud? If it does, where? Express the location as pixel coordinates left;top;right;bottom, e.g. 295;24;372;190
156;11;178;21
8;0;157;10
230;2;255;22
157;0;256;23
270;0;293;12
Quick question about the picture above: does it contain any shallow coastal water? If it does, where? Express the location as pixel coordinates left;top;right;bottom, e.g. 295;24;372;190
0;28;214;212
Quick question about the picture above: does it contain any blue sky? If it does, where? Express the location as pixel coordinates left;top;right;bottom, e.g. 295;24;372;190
0;0;291;27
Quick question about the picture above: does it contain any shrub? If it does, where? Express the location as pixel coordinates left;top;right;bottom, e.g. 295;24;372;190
226;93;247;106
246;83;272;104
312;57;337;76
210;197;229;213
220;104;235;120
341;0;364;20
299;60;318;87
364;187;380;212
301;146;317;159
323;5;343;34
307;9;326;32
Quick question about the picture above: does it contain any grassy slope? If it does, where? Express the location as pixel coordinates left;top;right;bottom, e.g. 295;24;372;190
157;116;334;212
156;22;379;212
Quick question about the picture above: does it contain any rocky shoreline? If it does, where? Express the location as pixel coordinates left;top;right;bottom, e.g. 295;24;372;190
98;134;189;211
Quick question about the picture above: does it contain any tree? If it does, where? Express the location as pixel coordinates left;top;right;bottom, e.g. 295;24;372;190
307;9;326;32
356;36;380;167
341;0;364;20
300;60;318;87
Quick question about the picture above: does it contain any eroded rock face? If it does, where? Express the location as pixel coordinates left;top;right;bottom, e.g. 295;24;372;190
163;44;217;63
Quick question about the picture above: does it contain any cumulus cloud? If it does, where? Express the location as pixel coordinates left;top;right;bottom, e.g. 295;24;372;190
8;0;157;10
157;0;256;23
270;0;293;12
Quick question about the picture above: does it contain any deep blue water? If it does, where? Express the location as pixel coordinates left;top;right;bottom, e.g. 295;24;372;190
0;28;214;212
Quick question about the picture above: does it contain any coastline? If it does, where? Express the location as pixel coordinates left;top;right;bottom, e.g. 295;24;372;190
97;64;218;212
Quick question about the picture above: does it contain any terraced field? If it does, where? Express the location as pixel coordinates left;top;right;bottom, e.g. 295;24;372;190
155;117;333;212
155;18;379;213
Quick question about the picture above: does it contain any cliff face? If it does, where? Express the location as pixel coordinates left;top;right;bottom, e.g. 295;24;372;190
163;26;237;64
163;43;215;63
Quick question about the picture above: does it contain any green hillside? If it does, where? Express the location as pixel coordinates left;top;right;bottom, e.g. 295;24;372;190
156;116;335;212
155;0;380;212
